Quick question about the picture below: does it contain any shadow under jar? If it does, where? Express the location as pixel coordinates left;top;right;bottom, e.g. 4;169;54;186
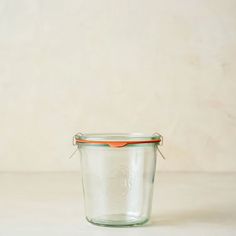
74;133;162;227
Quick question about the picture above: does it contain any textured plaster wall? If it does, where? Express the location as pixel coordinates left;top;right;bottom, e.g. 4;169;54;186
0;0;235;171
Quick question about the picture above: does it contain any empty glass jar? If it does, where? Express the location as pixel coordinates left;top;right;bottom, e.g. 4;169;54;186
74;133;162;227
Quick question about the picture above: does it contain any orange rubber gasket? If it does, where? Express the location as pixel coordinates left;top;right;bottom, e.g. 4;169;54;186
75;139;161;148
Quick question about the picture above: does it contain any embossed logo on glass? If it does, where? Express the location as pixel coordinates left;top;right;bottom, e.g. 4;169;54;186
109;165;135;199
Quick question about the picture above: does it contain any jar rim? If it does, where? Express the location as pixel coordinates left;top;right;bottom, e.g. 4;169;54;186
74;133;162;148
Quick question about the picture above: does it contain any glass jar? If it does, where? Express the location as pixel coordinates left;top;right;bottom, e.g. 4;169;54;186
74;133;162;227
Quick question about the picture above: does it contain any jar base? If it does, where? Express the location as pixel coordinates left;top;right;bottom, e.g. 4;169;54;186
86;214;149;227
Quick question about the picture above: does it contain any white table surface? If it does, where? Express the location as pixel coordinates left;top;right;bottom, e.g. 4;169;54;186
0;172;235;236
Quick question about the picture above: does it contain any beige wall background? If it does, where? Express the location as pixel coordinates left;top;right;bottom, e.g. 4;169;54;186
0;0;235;171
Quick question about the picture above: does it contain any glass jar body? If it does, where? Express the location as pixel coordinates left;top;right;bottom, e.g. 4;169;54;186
79;143;157;227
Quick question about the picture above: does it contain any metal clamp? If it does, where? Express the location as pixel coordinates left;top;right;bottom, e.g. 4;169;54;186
152;132;163;146
73;132;84;146
153;132;165;159
70;132;83;158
